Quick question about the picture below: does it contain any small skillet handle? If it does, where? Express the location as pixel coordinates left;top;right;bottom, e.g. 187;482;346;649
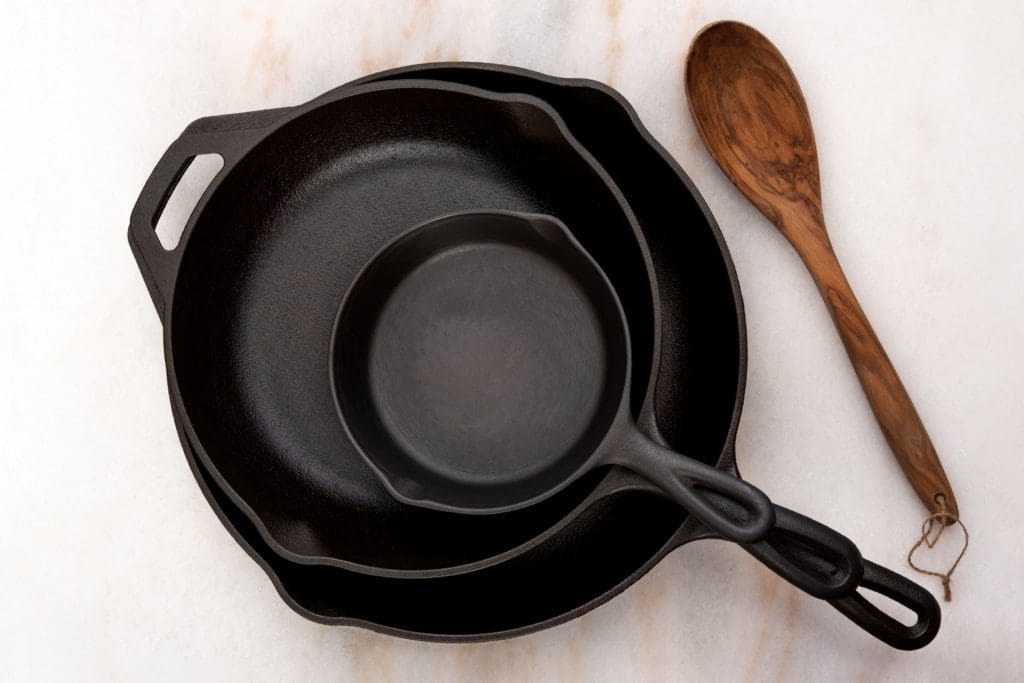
128;110;286;320
616;431;775;544
829;559;941;650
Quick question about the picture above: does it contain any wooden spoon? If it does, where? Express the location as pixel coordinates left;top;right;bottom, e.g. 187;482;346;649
685;21;959;523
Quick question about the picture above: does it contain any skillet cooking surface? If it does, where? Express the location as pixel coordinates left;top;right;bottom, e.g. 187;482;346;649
333;211;629;512
169;82;657;572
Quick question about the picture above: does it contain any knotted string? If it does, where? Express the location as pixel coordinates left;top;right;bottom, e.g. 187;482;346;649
907;494;968;601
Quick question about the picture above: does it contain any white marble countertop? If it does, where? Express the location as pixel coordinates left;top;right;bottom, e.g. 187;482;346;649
2;0;1022;679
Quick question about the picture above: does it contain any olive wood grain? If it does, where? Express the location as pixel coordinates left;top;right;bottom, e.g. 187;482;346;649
685;21;958;522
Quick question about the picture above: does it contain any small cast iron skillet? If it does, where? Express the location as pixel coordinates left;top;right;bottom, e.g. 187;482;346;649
333;210;772;543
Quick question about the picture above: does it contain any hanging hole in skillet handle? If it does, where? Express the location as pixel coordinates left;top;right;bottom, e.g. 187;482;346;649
829;559;941;650
614;430;776;544
128;112;280;321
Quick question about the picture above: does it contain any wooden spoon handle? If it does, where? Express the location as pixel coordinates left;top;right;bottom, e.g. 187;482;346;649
795;223;959;521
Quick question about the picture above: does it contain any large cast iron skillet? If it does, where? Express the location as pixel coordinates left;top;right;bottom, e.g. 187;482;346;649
130;80;660;576
136;64;938;649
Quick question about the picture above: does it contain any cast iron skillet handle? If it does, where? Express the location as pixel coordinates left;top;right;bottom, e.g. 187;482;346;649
744;504;864;598
128;111;284;320
829;559;941;650
700;493;864;599
613;431;775;544
704;495;940;647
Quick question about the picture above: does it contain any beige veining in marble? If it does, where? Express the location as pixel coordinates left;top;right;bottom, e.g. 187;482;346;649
2;0;1023;680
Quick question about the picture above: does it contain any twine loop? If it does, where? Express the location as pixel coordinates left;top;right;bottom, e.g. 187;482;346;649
907;494;968;601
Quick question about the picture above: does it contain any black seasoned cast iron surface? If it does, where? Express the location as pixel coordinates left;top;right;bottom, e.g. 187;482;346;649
333;212;630;512
155;64;940;648
157;81;660;574
165;62;742;638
